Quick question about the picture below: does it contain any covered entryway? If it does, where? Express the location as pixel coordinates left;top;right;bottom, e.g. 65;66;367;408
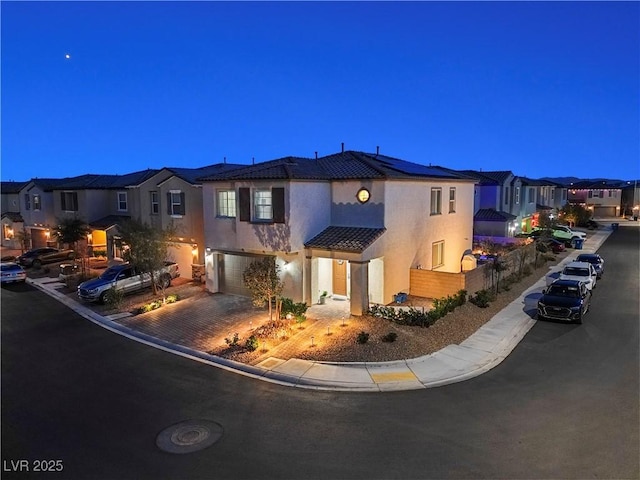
166;243;194;283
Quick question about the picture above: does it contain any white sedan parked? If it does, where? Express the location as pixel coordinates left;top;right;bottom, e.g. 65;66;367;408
559;261;598;291
0;262;27;284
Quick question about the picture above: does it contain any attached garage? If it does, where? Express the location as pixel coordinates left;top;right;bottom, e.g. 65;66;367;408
220;253;268;297
593;206;617;218
30;228;48;248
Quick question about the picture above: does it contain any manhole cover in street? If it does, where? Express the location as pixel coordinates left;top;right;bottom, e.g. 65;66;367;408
156;420;223;454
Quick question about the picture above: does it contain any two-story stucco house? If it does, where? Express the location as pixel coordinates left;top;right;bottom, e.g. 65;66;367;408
567;180;622;218
129;163;244;278
200;150;475;316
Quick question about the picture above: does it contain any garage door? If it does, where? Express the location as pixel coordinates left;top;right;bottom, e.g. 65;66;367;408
31;229;47;248
593;206;616;218
220;254;267;297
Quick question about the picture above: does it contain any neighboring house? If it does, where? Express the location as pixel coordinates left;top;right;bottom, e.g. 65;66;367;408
200;150;475;315
454;170;518;237
130;163;244;279
51;170;159;257
17;178;68;249
511;177;540;233
1;181;28;249
567;180;623;218
620;180;640;217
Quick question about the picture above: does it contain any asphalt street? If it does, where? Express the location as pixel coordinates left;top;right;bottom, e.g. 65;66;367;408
2;226;638;480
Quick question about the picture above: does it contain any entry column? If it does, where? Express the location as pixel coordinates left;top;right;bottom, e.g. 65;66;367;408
349;260;369;316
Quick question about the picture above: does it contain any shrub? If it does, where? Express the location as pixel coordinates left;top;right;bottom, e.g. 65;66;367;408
93;249;107;257
381;332;398;343
225;332;240;347
245;335;259;352
469;289;494;308
105;286;125;309
356;331;370;344
522;264;532;276
165;294;179;304
280;297;308;319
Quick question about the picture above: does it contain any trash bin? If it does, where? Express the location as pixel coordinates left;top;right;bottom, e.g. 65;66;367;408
394;292;408;304
573;238;584;250
611;223;619;231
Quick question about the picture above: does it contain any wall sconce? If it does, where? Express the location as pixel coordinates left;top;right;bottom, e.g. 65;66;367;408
205;247;212;254
191;244;198;256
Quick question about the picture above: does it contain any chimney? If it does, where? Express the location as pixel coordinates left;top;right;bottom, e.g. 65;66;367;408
376;145;379;156
341;142;344;153
252;157;255;165
315;151;318;159
223;156;226;164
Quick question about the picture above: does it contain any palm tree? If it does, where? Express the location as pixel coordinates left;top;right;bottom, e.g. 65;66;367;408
52;217;91;258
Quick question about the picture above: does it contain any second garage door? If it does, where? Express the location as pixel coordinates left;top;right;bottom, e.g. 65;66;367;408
220;254;267;297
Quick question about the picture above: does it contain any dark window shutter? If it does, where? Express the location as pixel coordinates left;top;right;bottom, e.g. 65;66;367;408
167;193;172;215
273;187;285;223
72;192;78;211
60;192;66;211
179;192;186;215
239;188;250;222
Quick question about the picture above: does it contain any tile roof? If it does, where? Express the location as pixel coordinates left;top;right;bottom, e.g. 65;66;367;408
1;212;24;222
200;151;471;182
459;170;513;185
474;209;517;222
1;181;29;194
89;215;131;229
304;226;386;253
167;163;246;184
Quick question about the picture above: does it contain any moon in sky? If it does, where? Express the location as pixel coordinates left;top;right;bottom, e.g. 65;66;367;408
65;54;71;59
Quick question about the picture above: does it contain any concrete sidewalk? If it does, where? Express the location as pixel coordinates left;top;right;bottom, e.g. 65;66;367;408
26;227;616;392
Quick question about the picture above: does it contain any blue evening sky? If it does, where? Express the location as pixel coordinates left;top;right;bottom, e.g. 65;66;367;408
2;1;638;182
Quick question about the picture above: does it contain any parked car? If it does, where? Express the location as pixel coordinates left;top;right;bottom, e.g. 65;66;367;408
0;262;27;284
575;253;604;278
551;225;587;243
538;237;566;254
77;261;180;303
17;247;75;268
529;228;554;240
558;261;598;291
537;279;592;324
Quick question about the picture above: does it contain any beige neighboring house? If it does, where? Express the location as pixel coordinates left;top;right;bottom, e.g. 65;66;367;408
567;180;623;218
200;150;476;316
131;164;244;280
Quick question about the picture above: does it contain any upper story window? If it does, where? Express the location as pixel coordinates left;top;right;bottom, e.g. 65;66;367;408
24;194;31;211
61;191;78;212
117;192;128;212
167;191;185;217
562;189;567;201
515;187;520;204
150;191;159;215
217;190;236;218
33;194;41;211
238;187;285;224
551;189;555;201
430;188;442;215
254;189;272;220
588;191;593;199
528;187;535;204
504;186;510;205
448;187;456;213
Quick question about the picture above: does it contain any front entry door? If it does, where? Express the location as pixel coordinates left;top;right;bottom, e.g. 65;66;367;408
332;260;347;296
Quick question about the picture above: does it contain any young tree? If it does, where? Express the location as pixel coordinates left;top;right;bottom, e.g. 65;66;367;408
243;257;284;321
52;217;91;256
117;218;176;297
16;228;31;253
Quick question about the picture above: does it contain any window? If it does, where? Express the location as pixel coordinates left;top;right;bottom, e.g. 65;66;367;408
599;190;604;198
24;194;31;211
430;188;442;215
528;188;535;204
254;189;272;220
562;190;567;201
432;240;444;269
167;191;185;216
588;191;593;199
61;191;78;211
515;187;520;204
150;191;159;214
448;187;456;213
33;195;41;211
551;189;555;201
504;186;510;205
117;192;128;211
217;190;236;217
